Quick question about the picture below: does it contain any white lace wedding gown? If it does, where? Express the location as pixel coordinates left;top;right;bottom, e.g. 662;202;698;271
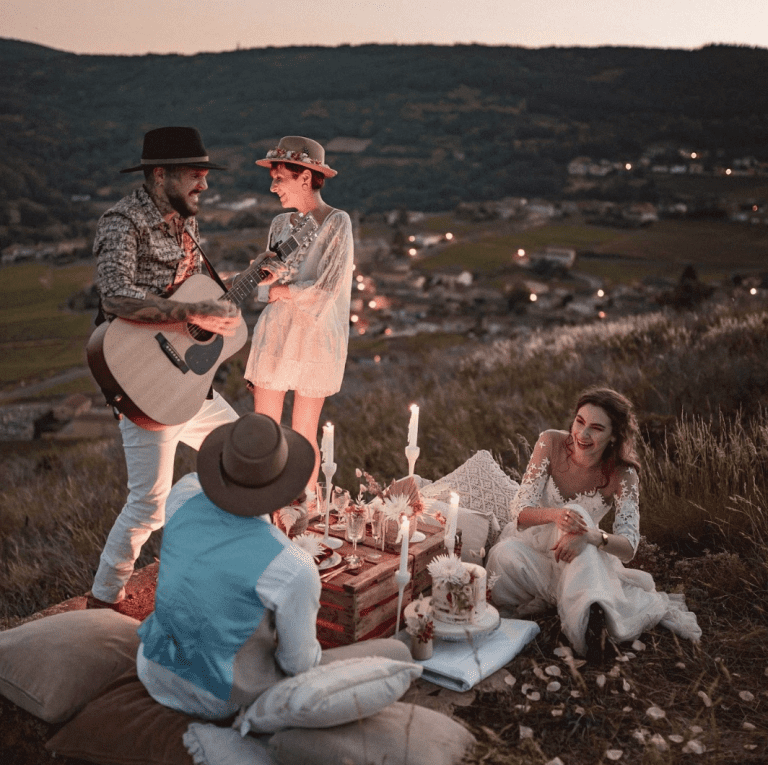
486;431;701;656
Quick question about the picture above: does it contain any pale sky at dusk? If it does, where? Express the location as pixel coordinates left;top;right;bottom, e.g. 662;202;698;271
3;0;767;55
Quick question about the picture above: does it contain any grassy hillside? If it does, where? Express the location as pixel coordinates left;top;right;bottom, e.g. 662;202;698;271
2;40;768;247
2;302;767;763
0;262;94;388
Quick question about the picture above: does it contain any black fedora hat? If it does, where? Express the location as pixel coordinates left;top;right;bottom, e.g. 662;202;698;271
197;413;315;517
120;126;227;173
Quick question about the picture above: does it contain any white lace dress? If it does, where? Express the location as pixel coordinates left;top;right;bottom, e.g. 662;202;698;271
245;210;354;398
486;431;701;656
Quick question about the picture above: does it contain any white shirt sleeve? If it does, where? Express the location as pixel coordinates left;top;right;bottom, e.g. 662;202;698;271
255;539;323;676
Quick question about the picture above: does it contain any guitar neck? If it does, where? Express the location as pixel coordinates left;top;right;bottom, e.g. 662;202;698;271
224;237;294;307
221;213;317;308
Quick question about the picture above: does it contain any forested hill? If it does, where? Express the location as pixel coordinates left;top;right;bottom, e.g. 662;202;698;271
2;39;768;244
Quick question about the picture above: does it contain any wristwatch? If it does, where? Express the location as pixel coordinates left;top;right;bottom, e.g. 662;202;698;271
599;531;609;548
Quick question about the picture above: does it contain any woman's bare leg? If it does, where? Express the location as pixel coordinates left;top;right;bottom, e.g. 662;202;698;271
253;386;286;424
291;393;326;492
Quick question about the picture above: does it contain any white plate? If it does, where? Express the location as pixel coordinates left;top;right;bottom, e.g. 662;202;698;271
318;551;342;571
404;598;501;642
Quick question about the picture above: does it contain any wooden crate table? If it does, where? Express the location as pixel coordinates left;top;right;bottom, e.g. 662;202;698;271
313;520;446;648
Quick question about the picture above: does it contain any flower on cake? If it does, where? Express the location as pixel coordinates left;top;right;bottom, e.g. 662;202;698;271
428;553;472;586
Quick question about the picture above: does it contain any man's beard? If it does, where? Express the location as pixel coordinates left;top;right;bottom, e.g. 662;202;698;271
167;189;199;218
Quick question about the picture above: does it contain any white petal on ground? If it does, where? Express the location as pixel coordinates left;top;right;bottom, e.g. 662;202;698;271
649;734;669;752
606;749;623;760
697;691;712;707
682;740;706;754
739;690;755;702
596;674;607;688
519;725;534;739
547;681;562;692
646;706;666;720
668;734;684;743
545;665;562;676
631;640;646;651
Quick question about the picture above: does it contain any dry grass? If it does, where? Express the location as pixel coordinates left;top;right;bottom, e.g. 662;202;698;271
1;301;767;762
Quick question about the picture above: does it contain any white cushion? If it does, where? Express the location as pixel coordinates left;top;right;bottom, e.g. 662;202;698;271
236;658;422;735
421;450;519;546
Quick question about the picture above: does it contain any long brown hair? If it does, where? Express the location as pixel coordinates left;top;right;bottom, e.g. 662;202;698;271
564;387;641;483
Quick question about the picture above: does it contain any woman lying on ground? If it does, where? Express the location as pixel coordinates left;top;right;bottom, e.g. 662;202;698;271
486;387;701;662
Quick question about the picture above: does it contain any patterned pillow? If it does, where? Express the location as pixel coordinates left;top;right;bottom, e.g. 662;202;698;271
421;451;519;546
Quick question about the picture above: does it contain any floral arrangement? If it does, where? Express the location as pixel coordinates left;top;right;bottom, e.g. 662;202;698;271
355;470;425;522
355;470;427;545
405;594;434;644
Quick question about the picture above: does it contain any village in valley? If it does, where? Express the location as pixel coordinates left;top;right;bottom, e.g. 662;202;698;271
1;141;767;444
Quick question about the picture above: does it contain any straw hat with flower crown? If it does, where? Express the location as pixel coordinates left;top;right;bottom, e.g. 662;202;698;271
255;136;337;178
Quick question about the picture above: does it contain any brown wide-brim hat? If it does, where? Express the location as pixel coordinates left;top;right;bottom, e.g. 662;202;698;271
197;414;314;517
255;136;337;177
120;126;227;173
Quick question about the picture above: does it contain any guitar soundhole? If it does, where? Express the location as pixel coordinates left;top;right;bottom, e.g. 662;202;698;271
188;324;214;343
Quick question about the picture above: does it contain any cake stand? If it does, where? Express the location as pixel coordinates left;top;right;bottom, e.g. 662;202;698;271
404;598;500;642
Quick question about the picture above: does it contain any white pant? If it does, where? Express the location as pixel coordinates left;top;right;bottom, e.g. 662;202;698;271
92;392;238;602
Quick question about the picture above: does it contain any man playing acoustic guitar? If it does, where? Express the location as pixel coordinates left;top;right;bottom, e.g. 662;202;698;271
87;126;242;610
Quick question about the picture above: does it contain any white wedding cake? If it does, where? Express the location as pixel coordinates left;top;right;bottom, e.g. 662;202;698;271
428;557;487;625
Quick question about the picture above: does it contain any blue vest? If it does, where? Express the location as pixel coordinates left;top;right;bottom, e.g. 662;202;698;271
137;492;284;701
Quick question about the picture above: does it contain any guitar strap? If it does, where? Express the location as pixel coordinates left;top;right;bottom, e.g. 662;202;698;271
188;230;228;292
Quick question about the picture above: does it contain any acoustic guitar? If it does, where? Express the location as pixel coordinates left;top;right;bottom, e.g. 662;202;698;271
87;212;318;430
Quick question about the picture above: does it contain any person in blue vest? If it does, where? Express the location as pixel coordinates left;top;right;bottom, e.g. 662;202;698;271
136;413;412;719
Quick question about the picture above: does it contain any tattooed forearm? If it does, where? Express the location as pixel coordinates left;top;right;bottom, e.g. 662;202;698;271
101;295;192;323
100;294;237;325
